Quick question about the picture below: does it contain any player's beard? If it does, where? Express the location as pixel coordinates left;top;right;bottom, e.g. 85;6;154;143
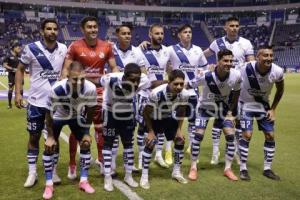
44;34;57;44
152;38;162;46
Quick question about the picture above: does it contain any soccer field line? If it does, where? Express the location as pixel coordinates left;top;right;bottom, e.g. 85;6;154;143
59;124;143;200
0;79;143;200
0;79;8;89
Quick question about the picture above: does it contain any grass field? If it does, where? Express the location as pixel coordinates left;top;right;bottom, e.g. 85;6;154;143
0;74;300;200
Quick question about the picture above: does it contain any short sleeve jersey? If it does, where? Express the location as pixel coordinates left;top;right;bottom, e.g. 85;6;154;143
113;44;144;71
3;51;19;73
47;79;97;120
191;68;241;110
66;39;114;78
148;83;189;119
20;41;67;107
209;36;254;70
239;61;284;112
100;72;150;112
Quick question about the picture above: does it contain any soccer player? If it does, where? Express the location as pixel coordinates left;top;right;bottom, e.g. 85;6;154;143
136;24;171;170
15;19;67;188
42;61;97;199
100;63;150;191
168;24;208;164
140;69;189;190
204;16;255;165
238;45;284;181
111;24;145;173
2;41;22;109
187;49;241;181
61;16;118;179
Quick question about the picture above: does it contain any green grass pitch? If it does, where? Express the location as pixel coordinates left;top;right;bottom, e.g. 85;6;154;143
0;74;299;200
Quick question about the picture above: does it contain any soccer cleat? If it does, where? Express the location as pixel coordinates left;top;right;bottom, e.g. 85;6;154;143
154;156;169;168
188;167;198;181
124;174;139;188
263;170;280;181
172;171;188;184
165;150;173;165
24;173;38;188
224;169;238;181
67;165;77;180
42;185;54;200
240;170;251;181
210;151;220;165
140;176;150;190
104;175;114;192
79;181;95;193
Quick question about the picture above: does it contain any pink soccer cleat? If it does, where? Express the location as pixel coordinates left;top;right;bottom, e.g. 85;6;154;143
79;181;95;194
42;185;54;200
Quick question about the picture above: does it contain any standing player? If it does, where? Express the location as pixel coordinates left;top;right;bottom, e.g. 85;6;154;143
110;24;145;173
15;19;67;187
62;16;118;179
100;63;150;191
167;24;208;164
140;69;188;190
238;45;284;181
2;41;22;109
204;16;255;165
136;24;171;170
187;49;241;181
42;62;97;199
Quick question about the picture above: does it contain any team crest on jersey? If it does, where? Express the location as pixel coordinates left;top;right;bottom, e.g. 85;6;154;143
99;52;105;59
219;82;225;88
258;77;265;83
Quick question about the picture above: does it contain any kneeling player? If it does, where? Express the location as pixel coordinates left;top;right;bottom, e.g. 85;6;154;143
100;63;150;192
140;69;189;189
188;49;241;181
42;62;97;199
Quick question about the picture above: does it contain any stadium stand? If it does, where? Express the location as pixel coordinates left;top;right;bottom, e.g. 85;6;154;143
0;1;299;70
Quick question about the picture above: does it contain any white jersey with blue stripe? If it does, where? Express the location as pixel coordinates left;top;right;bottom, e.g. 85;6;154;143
209;36;254;70
140;45;170;82
168;43;208;81
100;72;150;112
148;83;189;119
47;79;97;120
239;61;284;112
191;68;241;110
20;41;67;108
113;44;144;71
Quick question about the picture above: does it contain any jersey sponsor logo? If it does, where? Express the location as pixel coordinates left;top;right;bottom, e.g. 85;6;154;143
247;88;266;97
90;51;96;57
40;70;60;79
178;64;195;72
207;93;226;101
80;52;87;57
99;52;105;59
147;65;164;74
